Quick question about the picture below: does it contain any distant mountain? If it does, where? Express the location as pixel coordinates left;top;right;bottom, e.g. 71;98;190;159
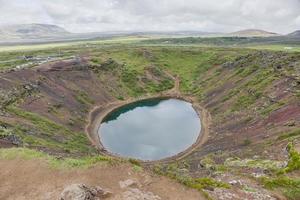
287;30;300;38
228;29;280;37
0;24;70;41
1;24;296;45
0;23;115;44
0;24;223;45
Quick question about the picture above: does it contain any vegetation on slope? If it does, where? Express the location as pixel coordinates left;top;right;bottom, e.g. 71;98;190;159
0;43;299;199
0;147;117;168
2;106;96;155
140;36;300;47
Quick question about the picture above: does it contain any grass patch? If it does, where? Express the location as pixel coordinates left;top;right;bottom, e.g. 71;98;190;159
277;129;300;141
225;157;283;171
232;95;258;111
262;176;300;200
260;101;285;117
5;106;96;154
132;165;143;172
243;138;252;146
128;158;142;166
154;163;230;192
121;67;144;96
281;143;300;173
74;90;95;105
0;148;118;168
6;106;70;136
0;126;13;138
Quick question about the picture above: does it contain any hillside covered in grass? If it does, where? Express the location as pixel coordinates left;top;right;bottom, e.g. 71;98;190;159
0;44;299;199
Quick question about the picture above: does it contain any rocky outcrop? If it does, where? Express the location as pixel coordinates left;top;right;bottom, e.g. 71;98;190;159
0;83;38;111
0;125;22;146
60;184;112;200
60;181;162;200
116;179;161;200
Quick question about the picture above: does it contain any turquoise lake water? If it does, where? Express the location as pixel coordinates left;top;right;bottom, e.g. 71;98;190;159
98;98;201;161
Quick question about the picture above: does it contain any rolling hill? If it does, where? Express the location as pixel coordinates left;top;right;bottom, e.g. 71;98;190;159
288;30;300;38
229;29;280;37
0;23;111;44
0;24;70;40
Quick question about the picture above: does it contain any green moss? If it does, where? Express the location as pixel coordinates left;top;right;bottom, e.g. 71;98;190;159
221;89;240;102
225;157;283;170
153;163;230;194
121;67;144;96
90;57;102;64
243;186;257;193
74;90;95;105
282;143;300;173
232;95;257;111
6;106;70;136
296;91;300;99
192;177;230;189
199;156;229;172
0;148;118;169
145;79;174;93
262;176;300;200
277;129;300;141
49;155;117;168
132;165;143;172
117;95;124;100
260;101;285;117
128;158;141;166
243;68;275;90
5;106;96;154
200;157;216;169
0;126;13;138
238;65;260;77
243;138;252;146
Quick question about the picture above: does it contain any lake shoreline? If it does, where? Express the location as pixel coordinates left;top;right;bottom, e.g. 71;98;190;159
85;93;211;164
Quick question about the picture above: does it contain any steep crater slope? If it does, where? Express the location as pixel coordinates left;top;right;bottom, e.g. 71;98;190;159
155;50;300;200
0;47;300;199
0;54;174;155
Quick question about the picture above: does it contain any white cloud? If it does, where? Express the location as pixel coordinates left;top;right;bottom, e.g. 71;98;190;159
0;0;299;33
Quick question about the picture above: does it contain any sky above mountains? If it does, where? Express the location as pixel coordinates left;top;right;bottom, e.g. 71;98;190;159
0;0;299;34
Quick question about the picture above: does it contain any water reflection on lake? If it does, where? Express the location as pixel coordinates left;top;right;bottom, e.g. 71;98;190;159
98;98;201;161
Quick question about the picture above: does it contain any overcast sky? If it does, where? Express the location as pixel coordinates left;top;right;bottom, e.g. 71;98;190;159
0;0;299;34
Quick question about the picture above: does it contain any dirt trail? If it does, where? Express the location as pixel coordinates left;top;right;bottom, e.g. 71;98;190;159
0;159;205;200
164;71;180;95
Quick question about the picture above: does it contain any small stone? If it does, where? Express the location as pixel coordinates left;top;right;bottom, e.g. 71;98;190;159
229;180;242;186
229;180;238;185
121;188;161;200
93;186;112;198
119;179;140;189
284;120;296;127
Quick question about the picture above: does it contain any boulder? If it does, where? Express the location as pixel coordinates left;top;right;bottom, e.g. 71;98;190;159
60;184;112;200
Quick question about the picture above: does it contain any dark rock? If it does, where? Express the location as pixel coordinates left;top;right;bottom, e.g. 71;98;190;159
5;134;22;145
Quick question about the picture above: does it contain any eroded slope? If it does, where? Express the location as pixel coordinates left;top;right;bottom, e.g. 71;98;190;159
0;46;300;199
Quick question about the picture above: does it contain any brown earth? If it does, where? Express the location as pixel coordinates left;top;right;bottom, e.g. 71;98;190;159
0;49;300;199
0;58;114;155
0;159;205;200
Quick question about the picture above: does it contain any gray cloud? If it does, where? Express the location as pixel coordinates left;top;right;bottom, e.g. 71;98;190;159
0;0;299;33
